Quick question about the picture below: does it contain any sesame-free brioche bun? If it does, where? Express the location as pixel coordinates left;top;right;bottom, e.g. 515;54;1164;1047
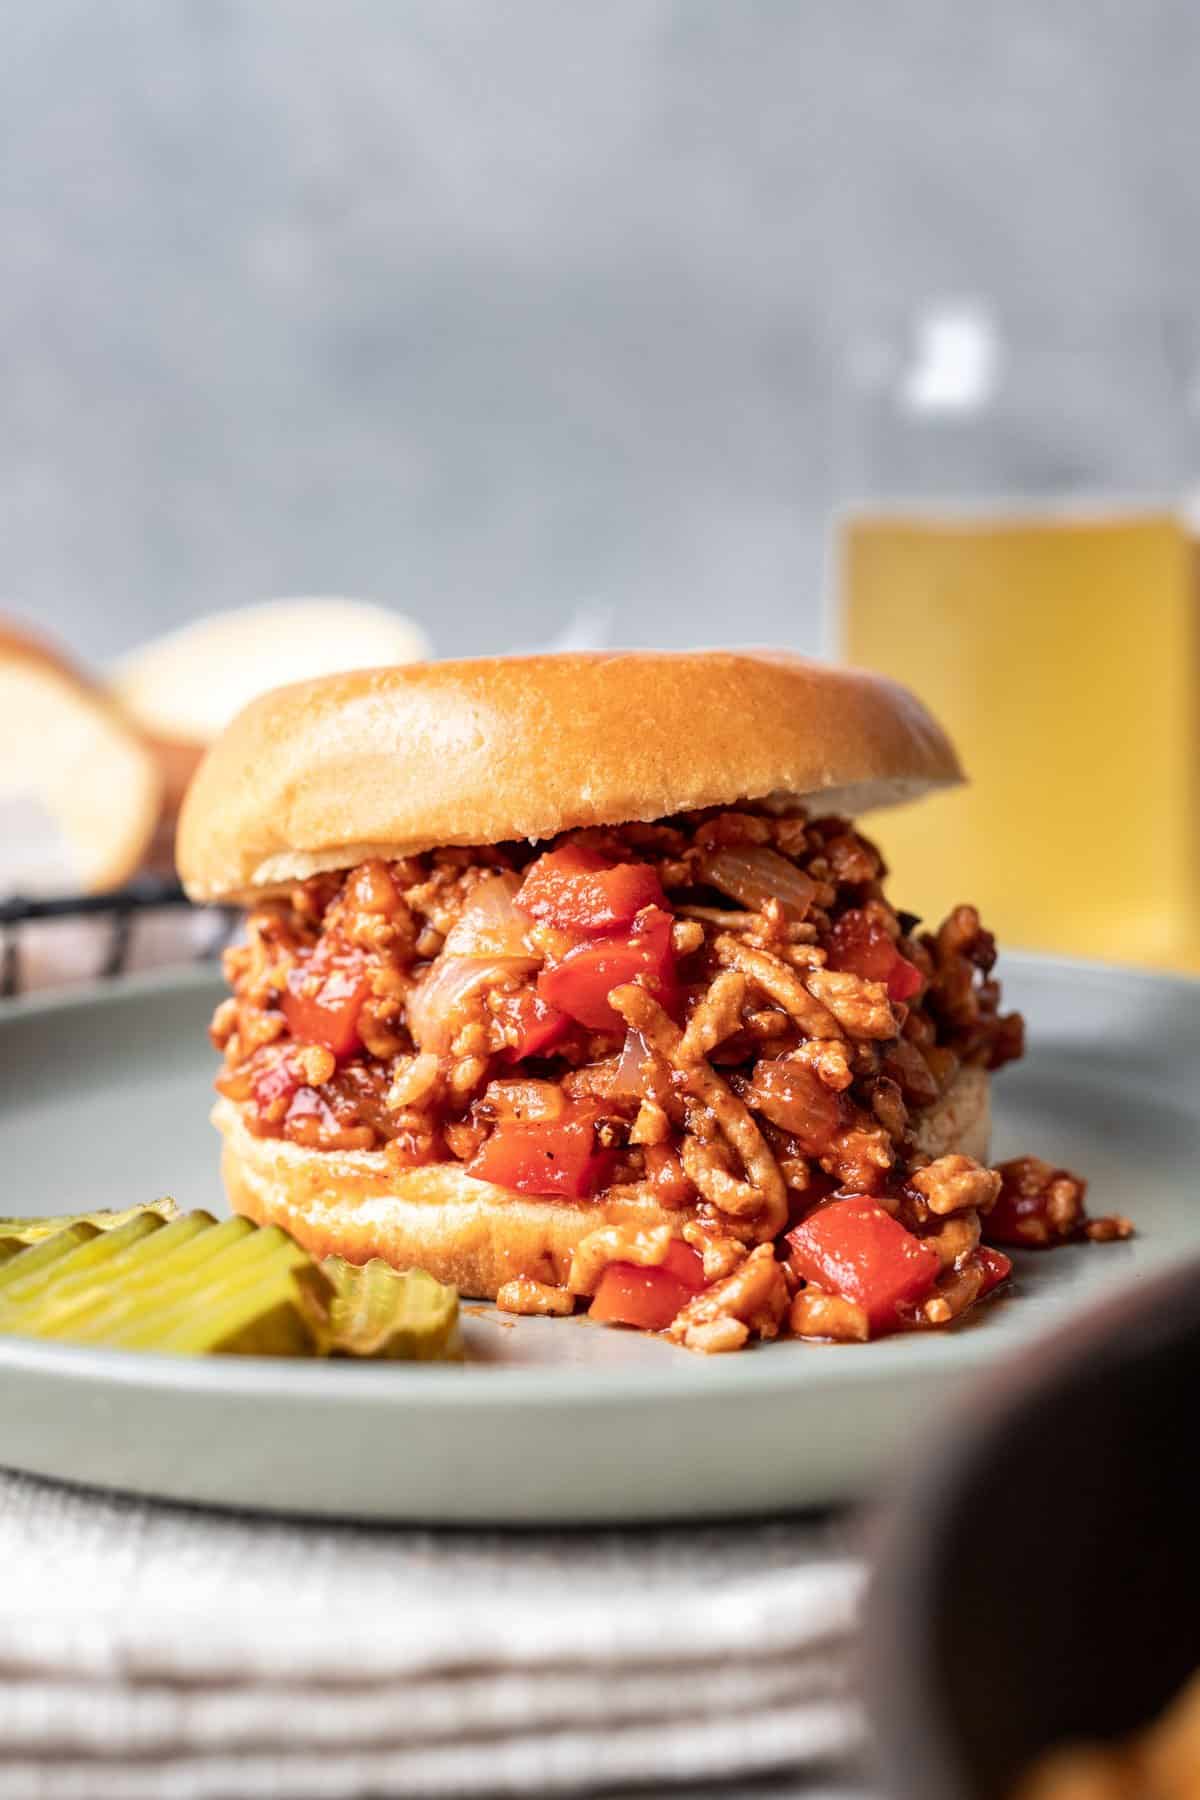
214;1067;989;1297
177;650;962;903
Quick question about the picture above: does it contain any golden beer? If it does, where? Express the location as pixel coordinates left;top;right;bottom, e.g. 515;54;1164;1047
839;511;1200;968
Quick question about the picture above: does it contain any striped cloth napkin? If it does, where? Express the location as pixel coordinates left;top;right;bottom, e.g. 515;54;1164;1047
0;1468;869;1799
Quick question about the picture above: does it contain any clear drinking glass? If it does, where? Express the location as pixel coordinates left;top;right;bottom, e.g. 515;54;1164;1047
831;301;1199;970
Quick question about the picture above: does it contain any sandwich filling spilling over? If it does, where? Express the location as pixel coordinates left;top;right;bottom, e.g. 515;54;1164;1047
212;805;1129;1353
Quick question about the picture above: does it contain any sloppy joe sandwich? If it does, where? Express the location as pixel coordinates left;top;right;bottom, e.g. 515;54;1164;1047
178;651;1127;1354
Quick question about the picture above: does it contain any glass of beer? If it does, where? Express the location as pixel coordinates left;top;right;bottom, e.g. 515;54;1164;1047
832;304;1199;969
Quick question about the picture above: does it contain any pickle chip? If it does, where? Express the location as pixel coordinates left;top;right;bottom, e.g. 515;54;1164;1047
318;1257;463;1362
109;1228;326;1356
0;1199;178;1246
0;1211;461;1362
0;1223;102;1296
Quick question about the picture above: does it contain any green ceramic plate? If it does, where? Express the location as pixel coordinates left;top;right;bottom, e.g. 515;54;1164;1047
0;958;1196;1522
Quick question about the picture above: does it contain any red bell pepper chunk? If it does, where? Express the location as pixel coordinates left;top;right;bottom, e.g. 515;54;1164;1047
976;1246;1013;1298
516;845;665;935
249;1047;307;1115
467;1112;615;1199
983;1160;1085;1248
828;909;923;1003
785;1196;941;1335
282;948;371;1059
589;1240;707;1332
281;1082;340;1135
494;989;572;1062
537;907;679;1031
886;956;923;1002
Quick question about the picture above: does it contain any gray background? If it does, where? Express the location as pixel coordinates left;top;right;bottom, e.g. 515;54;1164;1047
1;1;1194;664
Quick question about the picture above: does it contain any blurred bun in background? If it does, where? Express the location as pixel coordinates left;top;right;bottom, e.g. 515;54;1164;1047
112;598;431;821
0;621;162;896
1;599;429;898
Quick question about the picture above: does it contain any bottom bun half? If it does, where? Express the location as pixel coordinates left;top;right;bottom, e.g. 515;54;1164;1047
214;1066;991;1299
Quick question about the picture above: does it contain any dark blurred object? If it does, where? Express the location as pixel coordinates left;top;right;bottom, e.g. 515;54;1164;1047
867;1255;1200;1800
0;881;235;998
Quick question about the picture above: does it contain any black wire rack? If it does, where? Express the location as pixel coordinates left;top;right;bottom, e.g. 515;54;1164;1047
0;878;238;1000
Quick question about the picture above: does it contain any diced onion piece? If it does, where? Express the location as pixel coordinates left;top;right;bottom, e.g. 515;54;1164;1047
442;872;531;959
409;873;538;1054
408;953;536;1054
700;847;816;918
743;1058;843;1154
613;1028;655;1097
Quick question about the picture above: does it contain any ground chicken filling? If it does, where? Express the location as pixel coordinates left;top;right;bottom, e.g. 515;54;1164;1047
212;806;1129;1352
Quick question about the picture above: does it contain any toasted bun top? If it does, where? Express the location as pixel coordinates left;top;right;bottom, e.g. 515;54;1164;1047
177;650;962;902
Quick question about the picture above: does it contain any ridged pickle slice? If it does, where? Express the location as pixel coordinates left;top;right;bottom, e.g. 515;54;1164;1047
0;1213;215;1328
319;1257;464;1361
148;1254;330;1357
0;1213;165;1313
19;1216;252;1344
0;1204;461;1361
110;1230;322;1353
52;1216;259;1345
0;1200;178;1245
0;1223;103;1297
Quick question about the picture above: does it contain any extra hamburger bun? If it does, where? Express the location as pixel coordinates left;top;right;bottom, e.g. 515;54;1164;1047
0;620;162;894
215;1068;990;1298
177;650;962;903
114;599;430;822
